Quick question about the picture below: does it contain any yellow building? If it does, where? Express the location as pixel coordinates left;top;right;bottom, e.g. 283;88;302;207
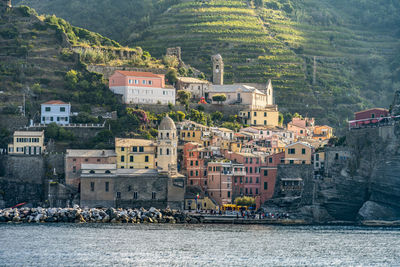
115;138;156;169
284;142;313;164
8;131;45;155
185;196;217;211
313;125;333;141
239;106;279;127
230;141;242;153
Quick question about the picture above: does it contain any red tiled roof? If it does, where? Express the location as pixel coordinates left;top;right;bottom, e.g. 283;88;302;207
115;70;164;78
354;108;389;114
42;100;68;105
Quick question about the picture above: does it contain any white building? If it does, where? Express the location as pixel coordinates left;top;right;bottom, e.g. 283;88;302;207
109;70;175;105
41;100;71;125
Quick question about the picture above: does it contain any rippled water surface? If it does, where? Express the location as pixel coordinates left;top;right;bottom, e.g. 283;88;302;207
1;224;400;266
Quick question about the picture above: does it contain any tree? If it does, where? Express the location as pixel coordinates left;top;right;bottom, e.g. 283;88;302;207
221;122;241;132
177;90;191;106
212;94;227;104
65;70;79;89
162;55;179;68
234;196;256;206
211;111;223;122
279;112;284;126
165;68;178;85
176;111;186;121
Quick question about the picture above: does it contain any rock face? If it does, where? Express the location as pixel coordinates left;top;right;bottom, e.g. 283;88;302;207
317;125;400;222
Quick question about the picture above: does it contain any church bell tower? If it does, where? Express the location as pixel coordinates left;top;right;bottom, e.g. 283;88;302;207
212;54;224;85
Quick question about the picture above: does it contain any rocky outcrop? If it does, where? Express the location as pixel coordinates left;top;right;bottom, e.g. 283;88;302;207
0;206;199;224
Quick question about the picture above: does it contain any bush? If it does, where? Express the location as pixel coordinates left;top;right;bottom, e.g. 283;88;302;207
2;105;19;115
212;94;227;104
234;196;256;206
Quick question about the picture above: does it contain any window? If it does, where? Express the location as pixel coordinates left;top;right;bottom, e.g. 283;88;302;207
269;157;273;163
302;161;306;164
250;177;253;183
246;177;248;183
167;149;170;155
190;171;193;176
121;156;125;162
45;107;51;112
250;158;253;164
228;191;231;198
302;148;306;155
254;120;257;125
290;160;294;164
234;177;237;183
288;148;296;154
250;188;253;195
264;170;268;176
139;147;144;152
246;188;248;194
142;80;147;85
121;147;125;152
116;192;121;198
130;166;133;169
371;113;375;118
256;188;259;195
264;182;268;190
335;153;339;160
145;156;149;162
128;185;132;192
159;148;163;155
135;80;139;84
316;154;320;161
130;156;134;162
240;177;243;184
249;167;253;174
90;182;95;191
195;161;199;166
254;112;257;116
264;112;267;117
105;170;111;174
60;107;65;112
190;161;193;166
105;182;109;192
73;166;76;173
132;147;137;152
300;130;304;134
50;117;53;121
256;177;259;183
133;192;138;199
148;80;152;85
152;192;156;199
264;120;267;125
89;170;95;174
195;171;199;176
190;180;193;185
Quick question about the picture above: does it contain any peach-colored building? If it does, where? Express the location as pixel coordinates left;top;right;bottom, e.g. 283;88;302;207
313;125;333;141
287;117;315;137
65;149;117;190
207;161;237;206
109;70;175;105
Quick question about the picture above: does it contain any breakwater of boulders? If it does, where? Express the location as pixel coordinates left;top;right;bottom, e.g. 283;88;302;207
0;206;201;224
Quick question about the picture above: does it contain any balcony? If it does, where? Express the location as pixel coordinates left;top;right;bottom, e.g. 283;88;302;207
233;171;246;176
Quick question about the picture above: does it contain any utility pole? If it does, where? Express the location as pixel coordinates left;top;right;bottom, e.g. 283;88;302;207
313;56;317;85
23;93;26;117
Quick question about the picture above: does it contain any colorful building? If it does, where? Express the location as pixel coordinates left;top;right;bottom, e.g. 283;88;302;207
157;115;178;172
239;106;279;127
65;149;117;190
284;142;314;164
226;152;261;198
115;138;156;169
260;152;285;204
109;70;175;105
207;161;237;206
183;142;211;189
354;108;390;120
40;100;71;125
7;131;45;155
312;125;333;141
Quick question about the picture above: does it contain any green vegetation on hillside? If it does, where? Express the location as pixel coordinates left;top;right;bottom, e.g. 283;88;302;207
9;0;400;127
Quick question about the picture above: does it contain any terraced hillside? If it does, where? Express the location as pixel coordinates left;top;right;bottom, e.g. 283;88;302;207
0;5;162;117
12;0;400;126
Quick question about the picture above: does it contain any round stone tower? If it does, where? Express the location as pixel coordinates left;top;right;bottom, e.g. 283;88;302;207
212;54;224;85
157;114;178;172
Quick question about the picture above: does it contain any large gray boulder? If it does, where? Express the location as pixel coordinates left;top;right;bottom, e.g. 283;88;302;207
358;201;400;221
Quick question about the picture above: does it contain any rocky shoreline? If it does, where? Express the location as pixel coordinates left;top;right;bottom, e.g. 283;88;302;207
0;206;200;224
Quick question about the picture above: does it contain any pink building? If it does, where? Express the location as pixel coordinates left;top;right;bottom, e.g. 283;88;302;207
226;152;261;198
108;70;175;105
207;161;238;206
287;117;314;137
260;152;285;204
65;150;117;190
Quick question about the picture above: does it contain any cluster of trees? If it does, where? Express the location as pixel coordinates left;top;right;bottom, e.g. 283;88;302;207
45;123;74;141
234;196;256;207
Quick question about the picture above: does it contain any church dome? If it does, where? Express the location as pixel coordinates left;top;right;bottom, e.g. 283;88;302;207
159;114;176;131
